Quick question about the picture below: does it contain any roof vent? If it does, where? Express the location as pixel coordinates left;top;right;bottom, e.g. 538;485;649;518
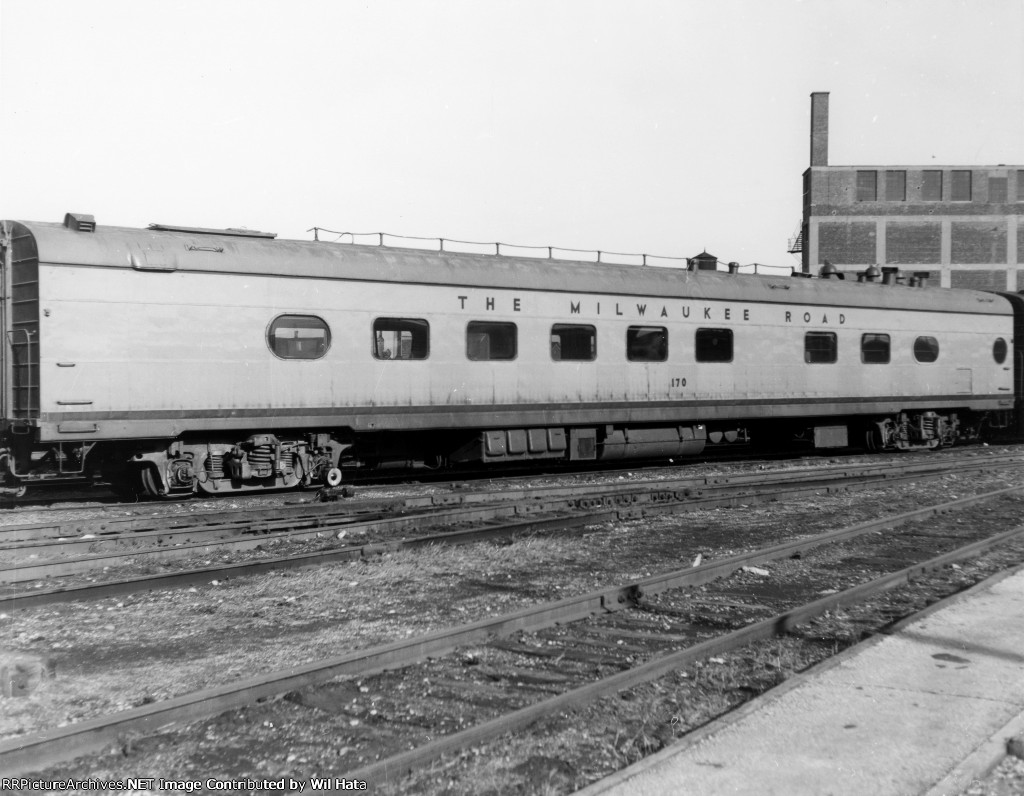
858;264;882;283
881;267;901;286
63;213;96;233
688;251;719;271
148;223;276;239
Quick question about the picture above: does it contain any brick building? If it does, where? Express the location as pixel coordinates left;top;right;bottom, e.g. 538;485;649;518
799;92;1024;290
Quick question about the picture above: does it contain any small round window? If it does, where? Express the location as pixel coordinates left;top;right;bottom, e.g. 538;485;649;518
268;314;331;360
993;338;1008;364
913;336;939;363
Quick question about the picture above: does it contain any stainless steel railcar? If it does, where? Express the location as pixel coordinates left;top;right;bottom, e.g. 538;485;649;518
0;213;1018;497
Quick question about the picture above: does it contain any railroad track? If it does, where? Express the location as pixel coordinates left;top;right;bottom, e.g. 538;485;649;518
2;451;1021;608
1;447;1016;543
0;443;871;510
5;482;1024;779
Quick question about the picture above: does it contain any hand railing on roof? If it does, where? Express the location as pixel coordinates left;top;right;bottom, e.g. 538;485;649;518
307;227;691;267
306;226;792;275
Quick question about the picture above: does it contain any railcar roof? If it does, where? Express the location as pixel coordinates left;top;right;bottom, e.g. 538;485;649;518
7;219;1012;316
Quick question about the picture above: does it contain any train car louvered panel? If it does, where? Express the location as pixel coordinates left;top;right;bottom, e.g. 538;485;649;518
7;228;40;420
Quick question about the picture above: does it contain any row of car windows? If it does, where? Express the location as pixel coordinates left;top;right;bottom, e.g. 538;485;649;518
268;314;1008;365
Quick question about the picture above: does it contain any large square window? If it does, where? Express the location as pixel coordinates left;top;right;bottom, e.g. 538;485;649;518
551;324;596;361
951;170;972;201
373;318;429;360
856;171;877;201
627;326;668;362
861;333;891;364
695;328;733;363
989;176;1008;203
467;321;517;360
922;171;943;201
886;171;906;201
805;331;837;363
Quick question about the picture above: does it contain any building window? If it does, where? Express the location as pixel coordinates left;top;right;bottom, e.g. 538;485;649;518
466;321;517;361
626;326;668;362
951;170;972;201
989;176;1008;203
268;314;331;360
922;171;943;201
551;324;596;361
856;171;877;201
914;336;939;363
886;171;906;201
861;333;891;364
695;328;733;363
994;338;1008;364
373;317;429;360
805;332;837;364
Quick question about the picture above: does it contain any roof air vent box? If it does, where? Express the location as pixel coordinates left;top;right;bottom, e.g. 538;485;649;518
63;213;96;233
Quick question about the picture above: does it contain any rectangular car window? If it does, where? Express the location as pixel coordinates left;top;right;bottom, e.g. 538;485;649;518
467;321;517;360
861;333;891;364
551;324;596;361
805;331;837;363
627;326;668;362
373;317;429;360
695;328;732;362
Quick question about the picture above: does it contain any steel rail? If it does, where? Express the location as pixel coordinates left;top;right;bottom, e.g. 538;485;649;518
0;445;822;507
4;452;1016;562
2;462;1022;604
0;511;616;610
2;453;1019;597
349;522;1024;784
1;484;1022;775
1;451;1018;545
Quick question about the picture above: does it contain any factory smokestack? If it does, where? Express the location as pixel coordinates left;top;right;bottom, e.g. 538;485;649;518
810;92;829;167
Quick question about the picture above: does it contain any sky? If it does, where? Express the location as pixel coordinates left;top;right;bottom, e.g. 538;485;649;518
1;0;1022;267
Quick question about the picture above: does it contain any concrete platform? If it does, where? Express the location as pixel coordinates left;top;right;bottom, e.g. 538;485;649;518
578;565;1024;796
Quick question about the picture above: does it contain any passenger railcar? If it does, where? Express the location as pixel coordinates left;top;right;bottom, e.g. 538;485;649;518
0;213;1018;497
